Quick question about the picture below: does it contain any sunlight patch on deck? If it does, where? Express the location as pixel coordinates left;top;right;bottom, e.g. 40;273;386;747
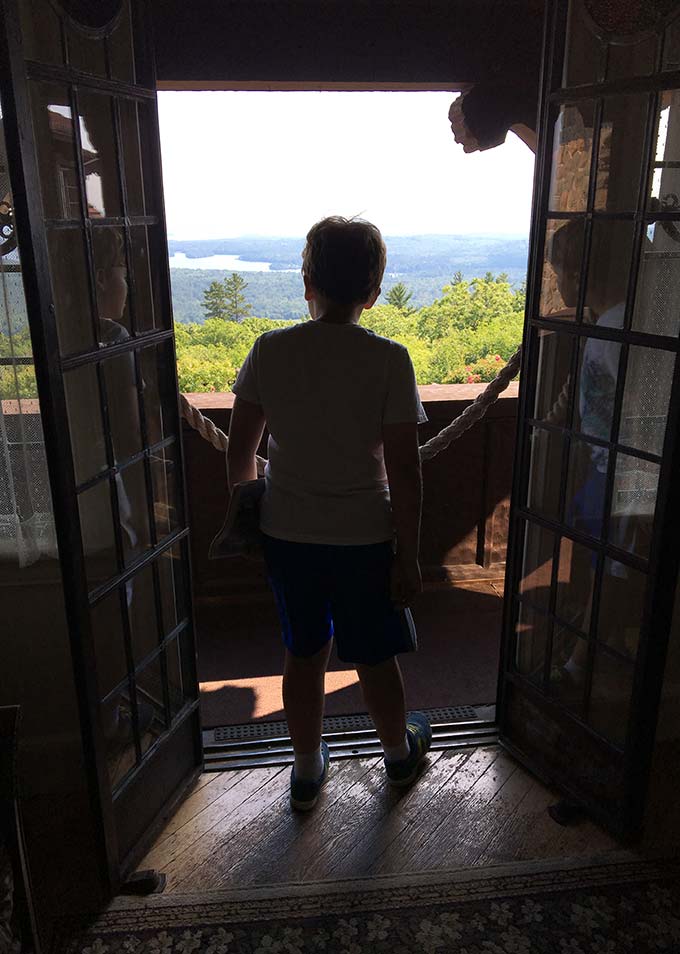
200;669;360;719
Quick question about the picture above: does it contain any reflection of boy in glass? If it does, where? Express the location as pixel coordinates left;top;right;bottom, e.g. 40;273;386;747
546;221;627;682
548;221;626;539
89;229;154;749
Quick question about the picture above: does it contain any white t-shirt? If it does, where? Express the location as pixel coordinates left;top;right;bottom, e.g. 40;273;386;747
232;319;428;545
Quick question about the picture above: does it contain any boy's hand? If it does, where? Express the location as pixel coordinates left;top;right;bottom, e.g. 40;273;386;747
391;554;422;607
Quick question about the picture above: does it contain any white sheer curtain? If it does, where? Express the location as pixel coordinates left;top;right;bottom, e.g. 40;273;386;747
0;131;56;567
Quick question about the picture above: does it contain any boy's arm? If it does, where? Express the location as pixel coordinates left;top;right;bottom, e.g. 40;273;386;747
383;420;423;606
226;396;266;494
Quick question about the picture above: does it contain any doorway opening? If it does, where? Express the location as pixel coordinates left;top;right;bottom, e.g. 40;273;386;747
155;87;535;766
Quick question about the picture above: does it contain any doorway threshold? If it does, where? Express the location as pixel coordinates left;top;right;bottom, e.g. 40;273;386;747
202;705;497;771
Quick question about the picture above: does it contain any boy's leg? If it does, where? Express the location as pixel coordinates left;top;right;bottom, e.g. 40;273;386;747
355;656;408;750
356;655;432;784
283;640;333;758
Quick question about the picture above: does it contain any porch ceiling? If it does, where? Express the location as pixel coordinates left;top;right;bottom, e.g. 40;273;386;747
152;0;544;90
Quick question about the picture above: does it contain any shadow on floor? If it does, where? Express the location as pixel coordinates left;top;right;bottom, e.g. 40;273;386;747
197;580;505;728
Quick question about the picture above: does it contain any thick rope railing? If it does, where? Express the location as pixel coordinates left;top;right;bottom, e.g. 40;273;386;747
179;345;522;467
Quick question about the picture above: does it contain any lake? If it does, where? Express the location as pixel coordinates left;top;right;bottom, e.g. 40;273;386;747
169;251;274;271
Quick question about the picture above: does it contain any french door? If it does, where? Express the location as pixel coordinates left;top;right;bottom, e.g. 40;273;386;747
499;0;680;839
0;0;201;886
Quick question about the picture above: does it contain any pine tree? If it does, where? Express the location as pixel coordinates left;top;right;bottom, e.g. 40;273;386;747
200;273;253;322
386;282;414;313
201;279;229;320
224;273;253;321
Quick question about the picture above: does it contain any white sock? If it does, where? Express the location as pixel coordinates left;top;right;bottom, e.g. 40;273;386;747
294;746;324;781
383;733;410;763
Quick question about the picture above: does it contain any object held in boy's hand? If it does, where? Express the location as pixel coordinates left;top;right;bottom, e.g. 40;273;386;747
209;477;266;558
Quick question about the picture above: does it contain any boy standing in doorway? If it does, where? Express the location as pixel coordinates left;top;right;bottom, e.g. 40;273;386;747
226;216;432;810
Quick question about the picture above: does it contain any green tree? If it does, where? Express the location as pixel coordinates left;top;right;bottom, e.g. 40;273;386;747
200;273;253;322
361;304;415;338
201;279;229;321
224;272;253;321
385;282;414;313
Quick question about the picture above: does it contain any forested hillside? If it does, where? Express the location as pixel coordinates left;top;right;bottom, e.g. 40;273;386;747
175;274;525;394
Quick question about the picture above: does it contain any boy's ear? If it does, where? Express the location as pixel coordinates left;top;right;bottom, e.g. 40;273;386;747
303;274;315;302
363;287;381;310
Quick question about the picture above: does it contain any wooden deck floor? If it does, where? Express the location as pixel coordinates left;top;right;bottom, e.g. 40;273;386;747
141;745;621;892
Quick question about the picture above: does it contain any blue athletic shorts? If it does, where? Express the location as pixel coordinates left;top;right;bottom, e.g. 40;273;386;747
262;534;417;665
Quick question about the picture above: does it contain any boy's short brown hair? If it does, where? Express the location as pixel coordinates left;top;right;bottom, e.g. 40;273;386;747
302;216;387;306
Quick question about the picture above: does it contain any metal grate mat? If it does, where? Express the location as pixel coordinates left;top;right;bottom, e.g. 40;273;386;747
206;705;484;745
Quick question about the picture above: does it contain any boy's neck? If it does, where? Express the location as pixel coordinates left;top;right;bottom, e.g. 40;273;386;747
312;302;363;325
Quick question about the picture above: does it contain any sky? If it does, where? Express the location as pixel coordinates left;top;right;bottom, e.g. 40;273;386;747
157;91;535;240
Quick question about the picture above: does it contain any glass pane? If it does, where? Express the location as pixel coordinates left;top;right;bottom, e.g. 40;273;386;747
583;221;634;323
91;588;128;699
549;624;587;709
662;15;680;71
119;99;145;216
107;1;136;83
128;564;160;665
563;0;604;87
606;36;656;81
165;634;185;716
30;83;80;220
565;437;608;540
555;535;596;634
92;227;131;341
104;685;137;789
66;25;107;75
47;228;95;356
141;342;177;445
79;478;118;588
519;521;554;610
136;655;167;755
588;646;635;746
575;334;621;443
648;90;680;209
532;330;574;426
63;363;107;484
597;558;647;661
130;226;155;333
541;218;585;319
595;95;649;212
632;220;680;336
117;459;151;566
158;543;187;635
526;427;565;521
514;602;550;684
179;628;198;703
102;351;142;464
19;0;64;64
77;91;122;218
150;441;181;541
620;346;674;456
548;102;595;212
609;454;659;560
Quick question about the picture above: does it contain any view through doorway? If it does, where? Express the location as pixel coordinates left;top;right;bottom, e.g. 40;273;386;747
156;89;535;758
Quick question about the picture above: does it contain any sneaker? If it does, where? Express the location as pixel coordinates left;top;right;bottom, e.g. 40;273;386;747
290;741;330;811
385;712;433;787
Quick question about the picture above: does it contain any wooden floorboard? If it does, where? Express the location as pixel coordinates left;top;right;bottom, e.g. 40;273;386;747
195;757;380;889
327;750;468;879
141;745;622;890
